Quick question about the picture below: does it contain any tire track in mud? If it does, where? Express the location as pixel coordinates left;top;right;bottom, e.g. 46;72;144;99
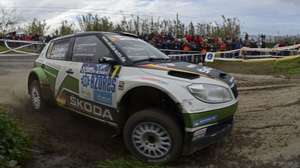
10;101;128;168
232;85;300;168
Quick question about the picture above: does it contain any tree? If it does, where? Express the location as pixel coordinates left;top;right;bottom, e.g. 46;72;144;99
77;13;113;32
188;22;195;36
54;20;74;36
74;13;240;40
24;18;48;36
0;8;19;36
220;15;240;39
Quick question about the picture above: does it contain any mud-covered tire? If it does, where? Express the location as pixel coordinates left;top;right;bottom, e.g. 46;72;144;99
123;109;183;163
29;80;46;111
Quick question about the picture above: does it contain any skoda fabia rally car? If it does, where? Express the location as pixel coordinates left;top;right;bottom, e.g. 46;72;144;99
28;32;238;163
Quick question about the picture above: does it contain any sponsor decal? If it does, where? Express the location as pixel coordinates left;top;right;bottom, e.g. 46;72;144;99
118;81;125;91
81;88;92;99
192;115;217;127
80;63;118;106
81;74;90;87
94;90;112;105
67;94;113;121
80;63;111;75
81;74;116;92
102;36;126;62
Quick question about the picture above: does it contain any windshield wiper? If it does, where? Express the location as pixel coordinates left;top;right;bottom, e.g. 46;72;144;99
133;57;170;63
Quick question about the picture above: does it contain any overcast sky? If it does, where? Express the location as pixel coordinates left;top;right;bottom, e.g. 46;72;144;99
0;0;299;35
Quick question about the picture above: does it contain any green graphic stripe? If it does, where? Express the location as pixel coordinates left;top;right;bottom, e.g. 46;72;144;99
44;65;59;76
184;102;238;128
43;66;59;91
57;75;79;96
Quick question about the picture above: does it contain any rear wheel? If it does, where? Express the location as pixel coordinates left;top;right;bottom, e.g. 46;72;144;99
123;109;183;163
29;80;45;111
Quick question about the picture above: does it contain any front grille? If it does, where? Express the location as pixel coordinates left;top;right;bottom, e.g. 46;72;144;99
231;84;238;98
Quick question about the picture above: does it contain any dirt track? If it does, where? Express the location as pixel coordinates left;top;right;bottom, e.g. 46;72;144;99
0;59;299;168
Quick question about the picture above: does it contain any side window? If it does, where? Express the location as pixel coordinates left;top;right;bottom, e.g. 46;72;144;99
72;35;113;63
47;40;70;60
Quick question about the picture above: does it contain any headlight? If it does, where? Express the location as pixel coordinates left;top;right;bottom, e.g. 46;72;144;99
187;84;233;103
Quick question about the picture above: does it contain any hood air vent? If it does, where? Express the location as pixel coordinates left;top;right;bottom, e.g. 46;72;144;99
168;71;199;80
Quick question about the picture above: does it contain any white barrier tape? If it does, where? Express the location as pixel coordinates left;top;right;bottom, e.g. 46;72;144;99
215;58;243;61
244;55;273;58
0;39;43;55
272;44;300;51
215;49;241;54
0;39;45;45
214;44;300;55
162;44;300;55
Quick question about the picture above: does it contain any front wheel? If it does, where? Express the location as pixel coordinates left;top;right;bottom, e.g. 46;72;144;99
123;109;183;163
29;80;45;111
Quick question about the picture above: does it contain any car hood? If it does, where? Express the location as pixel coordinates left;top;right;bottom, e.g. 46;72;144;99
138;62;235;86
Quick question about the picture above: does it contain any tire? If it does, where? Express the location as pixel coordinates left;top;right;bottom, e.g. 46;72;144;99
123;109;183;163
29;80;46;111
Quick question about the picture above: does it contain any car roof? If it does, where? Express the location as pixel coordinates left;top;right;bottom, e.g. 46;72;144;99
50;31;137;42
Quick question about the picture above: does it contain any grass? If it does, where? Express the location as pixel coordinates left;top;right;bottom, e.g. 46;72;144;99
0;45;8;52
208;56;300;77
273;57;300;75
96;158;165;168
0;105;30;168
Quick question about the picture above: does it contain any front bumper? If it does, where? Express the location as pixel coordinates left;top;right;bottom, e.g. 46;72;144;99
182;116;234;155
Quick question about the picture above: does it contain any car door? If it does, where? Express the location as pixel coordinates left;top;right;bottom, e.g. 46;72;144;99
43;38;73;99
63;35;120;124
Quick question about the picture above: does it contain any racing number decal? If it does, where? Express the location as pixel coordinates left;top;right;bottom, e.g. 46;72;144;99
56;63;121;123
79;63;121;107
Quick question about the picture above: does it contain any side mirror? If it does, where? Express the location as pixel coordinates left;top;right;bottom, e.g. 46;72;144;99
98;57;118;64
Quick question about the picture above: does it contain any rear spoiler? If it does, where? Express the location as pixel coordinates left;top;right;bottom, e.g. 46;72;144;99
116;32;139;38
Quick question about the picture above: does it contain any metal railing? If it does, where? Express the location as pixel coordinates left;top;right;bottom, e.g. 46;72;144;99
160;49;205;64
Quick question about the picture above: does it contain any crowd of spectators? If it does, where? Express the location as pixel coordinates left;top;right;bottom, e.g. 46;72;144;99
1;31;294;53
141;32;268;53
1;32;55;43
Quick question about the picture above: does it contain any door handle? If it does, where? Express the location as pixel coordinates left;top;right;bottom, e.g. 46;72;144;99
66;69;74;74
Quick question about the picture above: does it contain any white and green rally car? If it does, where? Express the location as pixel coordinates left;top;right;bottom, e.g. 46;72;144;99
27;32;238;163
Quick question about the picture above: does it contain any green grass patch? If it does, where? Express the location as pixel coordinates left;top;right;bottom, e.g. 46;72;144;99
273;57;300;75
208;56;300;77
0;45;8;52
0;105;30;168
97;158;165;168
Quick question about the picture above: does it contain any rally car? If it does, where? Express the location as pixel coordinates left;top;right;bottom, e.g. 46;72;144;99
27;32;238;163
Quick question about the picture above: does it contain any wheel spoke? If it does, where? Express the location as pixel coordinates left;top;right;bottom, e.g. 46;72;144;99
31;86;41;109
132;122;172;159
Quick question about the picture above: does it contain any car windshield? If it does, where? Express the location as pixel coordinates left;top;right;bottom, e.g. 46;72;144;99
105;34;170;62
